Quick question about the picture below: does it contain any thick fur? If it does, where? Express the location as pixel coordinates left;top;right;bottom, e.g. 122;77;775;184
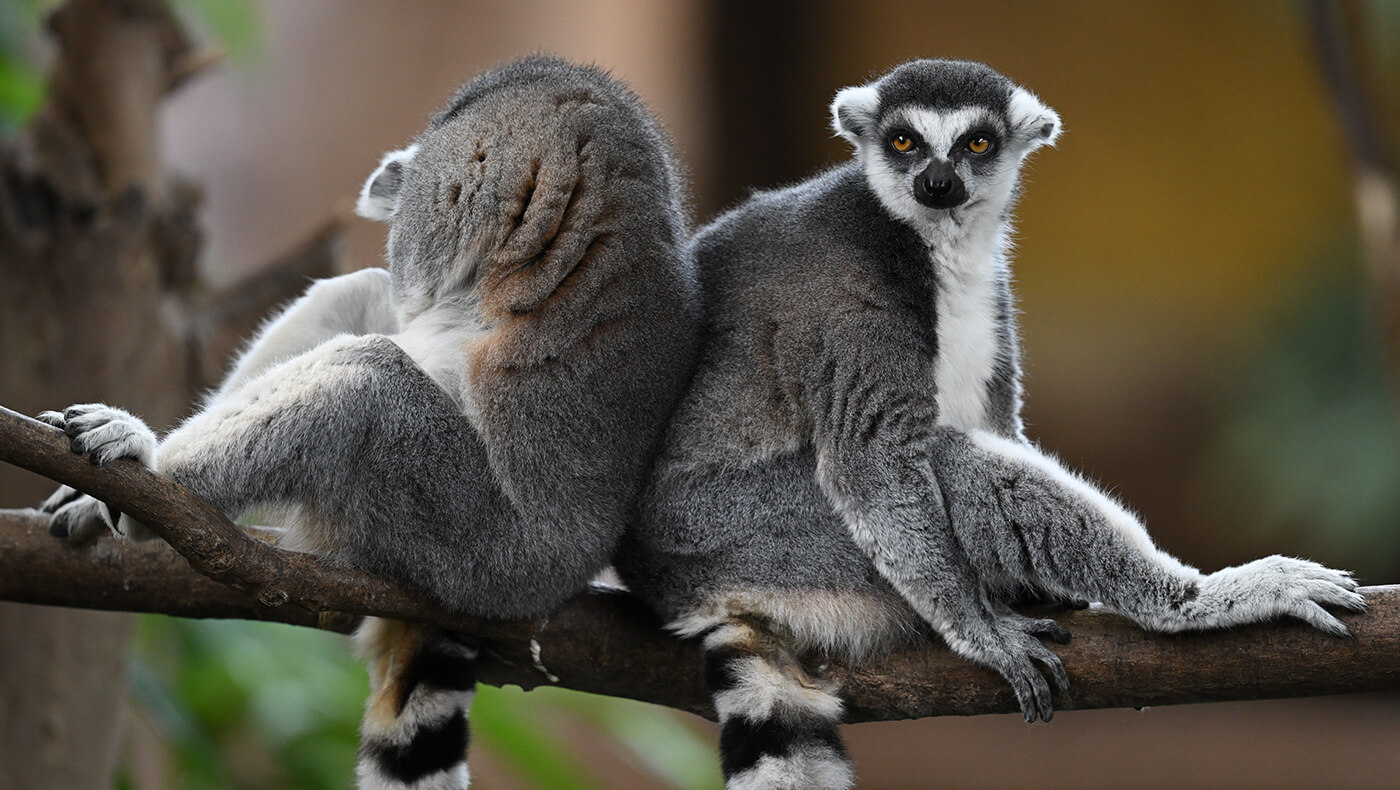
41;56;699;789
618;59;1361;788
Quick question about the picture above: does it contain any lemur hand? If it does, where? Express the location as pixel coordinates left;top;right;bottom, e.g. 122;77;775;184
37;404;157;541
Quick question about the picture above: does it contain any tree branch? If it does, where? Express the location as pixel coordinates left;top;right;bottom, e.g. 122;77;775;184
2;404;1398;723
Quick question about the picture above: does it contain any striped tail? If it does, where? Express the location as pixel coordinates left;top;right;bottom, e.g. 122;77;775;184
702;621;854;790
355;619;479;790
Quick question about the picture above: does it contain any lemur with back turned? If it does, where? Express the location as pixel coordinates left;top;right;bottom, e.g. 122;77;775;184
38;56;699;790
618;59;1364;789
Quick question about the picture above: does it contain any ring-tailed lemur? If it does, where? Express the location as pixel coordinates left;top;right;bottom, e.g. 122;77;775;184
617;59;1364;789
38;56;699;790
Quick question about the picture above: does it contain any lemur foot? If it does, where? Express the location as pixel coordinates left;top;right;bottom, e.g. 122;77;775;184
1197;556;1365;636
37;404;158;541
994;604;1072;645
965;614;1071;724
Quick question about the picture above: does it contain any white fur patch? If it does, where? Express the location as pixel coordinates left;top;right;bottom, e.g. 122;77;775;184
361;687;476;746
357;144;420;221
389;299;484;416
711;655;845;725
931;248;1002;431
728;747;855;790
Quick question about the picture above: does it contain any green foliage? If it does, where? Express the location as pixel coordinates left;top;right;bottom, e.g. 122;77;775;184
126;617;366;789
122;617;723;789
0;0;46;133
1205;260;1400;580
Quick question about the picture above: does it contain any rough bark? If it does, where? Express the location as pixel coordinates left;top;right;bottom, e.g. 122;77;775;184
2;407;1397;724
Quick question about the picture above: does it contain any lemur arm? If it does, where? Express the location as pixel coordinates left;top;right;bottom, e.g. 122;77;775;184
931;429;1365;636
800;314;1070;723
213;267;398;399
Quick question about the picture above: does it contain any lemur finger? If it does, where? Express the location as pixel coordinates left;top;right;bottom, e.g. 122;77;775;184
36;410;66;428
1302;580;1366;612
1031;644;1071;694
1293;600;1350;638
1006;660;1054;723
73;423;152;466
40;485;84;514
61;403;106;420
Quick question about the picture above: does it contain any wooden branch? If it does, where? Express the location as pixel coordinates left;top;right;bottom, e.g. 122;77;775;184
2;404;1398;723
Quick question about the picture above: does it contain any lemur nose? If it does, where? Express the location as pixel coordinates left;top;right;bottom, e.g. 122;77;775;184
913;162;967;209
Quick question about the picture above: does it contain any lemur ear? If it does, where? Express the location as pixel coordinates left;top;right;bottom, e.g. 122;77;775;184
830;84;879;147
356;145;419;221
1008;88;1061;149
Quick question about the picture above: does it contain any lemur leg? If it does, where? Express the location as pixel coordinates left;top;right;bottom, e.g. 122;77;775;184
356;619;478;790
702;620;854;790
50;335;495;790
936;429;1366;636
39;268;397;541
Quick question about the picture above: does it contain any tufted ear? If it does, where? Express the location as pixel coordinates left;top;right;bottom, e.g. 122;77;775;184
1008;87;1062;150
355;144;419;221
830;83;880;147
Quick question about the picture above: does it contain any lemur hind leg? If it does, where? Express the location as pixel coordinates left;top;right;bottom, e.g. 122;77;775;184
935;429;1365;635
48;335;491;789
39;269;397;542
702;620;854;790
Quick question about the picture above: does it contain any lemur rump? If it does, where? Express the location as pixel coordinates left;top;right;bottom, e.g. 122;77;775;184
40;57;698;790
617;59;1362;789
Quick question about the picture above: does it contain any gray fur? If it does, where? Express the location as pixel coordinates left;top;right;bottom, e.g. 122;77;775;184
43;56;699;789
619;59;1361;786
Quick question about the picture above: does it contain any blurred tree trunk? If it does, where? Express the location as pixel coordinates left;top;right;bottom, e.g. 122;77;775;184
0;1;203;786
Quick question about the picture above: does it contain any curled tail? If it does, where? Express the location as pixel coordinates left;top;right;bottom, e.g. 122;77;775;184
356;619;479;790
701;621;854;790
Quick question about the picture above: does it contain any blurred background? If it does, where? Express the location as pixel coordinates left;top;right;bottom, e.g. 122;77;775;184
1;0;1398;787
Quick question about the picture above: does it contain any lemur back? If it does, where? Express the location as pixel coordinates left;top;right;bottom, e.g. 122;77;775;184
41;56;698;790
618;59;1361;789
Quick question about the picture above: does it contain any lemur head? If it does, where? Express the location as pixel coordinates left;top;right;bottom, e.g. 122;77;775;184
831;59;1060;233
354;56;679;321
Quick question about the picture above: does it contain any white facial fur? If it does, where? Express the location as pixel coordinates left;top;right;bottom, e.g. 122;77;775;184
831;83;1061;241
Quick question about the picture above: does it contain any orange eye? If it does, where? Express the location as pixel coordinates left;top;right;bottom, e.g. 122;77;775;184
891;134;914;153
967;136;992;154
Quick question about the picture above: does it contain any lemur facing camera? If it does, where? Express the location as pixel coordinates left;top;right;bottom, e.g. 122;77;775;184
617;59;1364;790
38;56;699;790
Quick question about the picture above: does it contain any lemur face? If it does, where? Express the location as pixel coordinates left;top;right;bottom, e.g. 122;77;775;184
831;60;1060;232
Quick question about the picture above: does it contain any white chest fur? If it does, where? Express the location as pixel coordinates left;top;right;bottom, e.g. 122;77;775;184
928;229;1004;431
